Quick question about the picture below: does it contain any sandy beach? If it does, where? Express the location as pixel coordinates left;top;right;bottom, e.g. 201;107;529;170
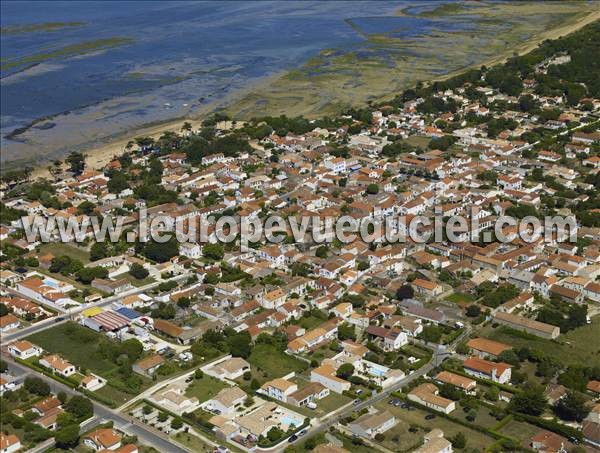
30;8;600;180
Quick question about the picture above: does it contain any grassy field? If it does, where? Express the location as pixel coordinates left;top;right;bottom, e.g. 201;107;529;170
185;375;229;403
445;292;476;306
497;418;541;445
38;242;90;263
297;314;328;330
93;384;134;406
25;321;155;404
376;401;497;451
403;135;432;149
481;315;600;367
247;344;309;382
27;322;117;373
171;432;214;453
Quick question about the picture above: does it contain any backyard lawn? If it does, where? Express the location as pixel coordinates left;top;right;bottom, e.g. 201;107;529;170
247;344;309;382
185;375;229;403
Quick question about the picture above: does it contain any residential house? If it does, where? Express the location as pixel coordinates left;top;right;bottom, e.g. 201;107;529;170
7;340;42;360
467;338;511;358
0;434;21;453
133;354;165;376
287;382;330;407
463;357;512;384
408;383;456;414
203;386;247;415
206;357;251;381
260;378;298;402
348;410;397;439
39;355;76;377
365;326;408;351
83;428;122;451
311;364;351;394
435;371;476;393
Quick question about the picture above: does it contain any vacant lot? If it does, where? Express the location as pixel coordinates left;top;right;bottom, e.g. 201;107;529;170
26;322;153;403
376;401;497;451
445;292;475;306
497;417;541;444
39;242;90;263
27;322;117;374
185;375;229;403
247;344;309;382
481;315;600;367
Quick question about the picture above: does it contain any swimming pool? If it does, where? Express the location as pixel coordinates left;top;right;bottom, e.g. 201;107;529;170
281;415;300;427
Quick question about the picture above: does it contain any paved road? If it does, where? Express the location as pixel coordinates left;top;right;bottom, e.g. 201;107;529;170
1;272;191;345
6;359;190;453
275;328;470;453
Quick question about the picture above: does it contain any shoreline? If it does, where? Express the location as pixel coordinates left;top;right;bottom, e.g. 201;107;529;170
24;9;600;180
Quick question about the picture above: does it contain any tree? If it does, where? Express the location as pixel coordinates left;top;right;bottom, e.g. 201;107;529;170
129;262;149;280
143;237;179;263
509;383;547;416
107;172;129;193
0;359;7;373
439;384;463;401
498;350;521;367
419;325;442;343
555;391;590;422
485;386;499;402
450;432;467;449
336;363;354;380
337;323;356;341
315;246;328;259
55;424;80;449
57;391;68;404
24;376;50;396
395;284;414;300
65;395;93;419
266;426;284;442
90;242;109;261
0;303;8;316
76;266;108;284
465;305;481;317
366;184;379;195
202;243;224;261
228;332;252;359
171;418;183;429
456;342;469;355
177;297;191;309
120;339;143;361
194;369;204;379
66;151;85;175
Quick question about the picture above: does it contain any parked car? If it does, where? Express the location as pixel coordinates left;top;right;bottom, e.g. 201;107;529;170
425;414;436;420
288;434;298;443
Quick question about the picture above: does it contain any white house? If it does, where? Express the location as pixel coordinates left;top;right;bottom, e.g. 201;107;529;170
8;340;42;360
260;378;298;402
39;355;76;378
